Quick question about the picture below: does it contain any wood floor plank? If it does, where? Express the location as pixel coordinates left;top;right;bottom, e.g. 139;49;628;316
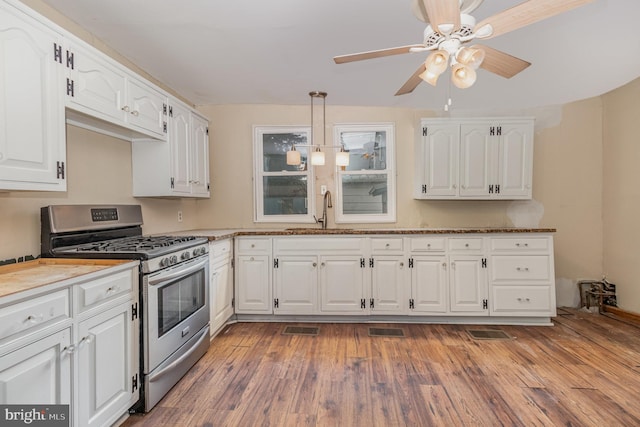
122;311;640;427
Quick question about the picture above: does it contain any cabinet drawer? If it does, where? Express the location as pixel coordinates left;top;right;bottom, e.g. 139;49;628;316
409;238;446;252
0;289;70;341
491;255;551;282
75;269;134;313
237;238;271;254
274;237;364;253
371;238;403;253
449;238;483;252
210;239;232;259
491;238;549;252
491;286;553;314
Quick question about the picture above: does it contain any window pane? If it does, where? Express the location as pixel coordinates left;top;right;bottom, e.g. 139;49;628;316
341;174;388;214
263;133;308;172
263;176;308;215
339;131;387;171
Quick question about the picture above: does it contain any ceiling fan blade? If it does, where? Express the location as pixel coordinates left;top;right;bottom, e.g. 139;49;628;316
475;0;594;40
333;45;424;64
475;45;531;78
395;63;427;96
411;0;429;23
422;0;461;33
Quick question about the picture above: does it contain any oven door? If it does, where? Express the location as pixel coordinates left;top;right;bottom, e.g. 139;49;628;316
144;255;209;373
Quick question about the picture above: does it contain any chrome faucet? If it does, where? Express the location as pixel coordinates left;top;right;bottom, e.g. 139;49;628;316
316;190;332;229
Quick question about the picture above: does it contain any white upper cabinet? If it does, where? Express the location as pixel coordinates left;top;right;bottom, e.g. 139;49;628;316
64;40;168;141
131;98;210;198
0;1;66;191
415;118;534;200
414;123;459;198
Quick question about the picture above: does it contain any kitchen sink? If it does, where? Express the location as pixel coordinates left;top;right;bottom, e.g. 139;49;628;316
284;228;354;233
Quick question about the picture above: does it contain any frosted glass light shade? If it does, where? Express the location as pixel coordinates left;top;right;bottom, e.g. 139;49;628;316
311;147;325;166
286;146;301;165
335;148;350;166
425;50;450;75
456;47;485;69
419;69;440;86
451;63;477;89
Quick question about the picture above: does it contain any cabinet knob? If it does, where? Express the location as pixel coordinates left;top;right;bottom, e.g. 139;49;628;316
465;243;469;247
321;262;325;267
399;262;404;268
251;244;255;248
62;345;76;355
121;105;130;112
516;267;529;272
427;244;431;248
385;243;390;248
453;184;457;189
461;185;466;189
250;256;254;261
312;262;317;267
131;110;140;117
442;262;446;268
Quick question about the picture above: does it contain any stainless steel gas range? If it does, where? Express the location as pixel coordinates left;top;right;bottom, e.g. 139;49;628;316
41;204;210;412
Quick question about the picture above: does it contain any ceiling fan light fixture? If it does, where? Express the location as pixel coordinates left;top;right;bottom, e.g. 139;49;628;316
456;46;485;69
419;68;440;86
425;50;450;75
451;63;476;89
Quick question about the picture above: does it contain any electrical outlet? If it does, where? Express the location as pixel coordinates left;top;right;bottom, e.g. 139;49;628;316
177;211;183;222
320;185;327;195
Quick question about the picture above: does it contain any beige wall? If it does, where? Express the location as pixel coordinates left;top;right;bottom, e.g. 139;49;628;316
195;101;604;307
603;78;640;314
0;125;199;261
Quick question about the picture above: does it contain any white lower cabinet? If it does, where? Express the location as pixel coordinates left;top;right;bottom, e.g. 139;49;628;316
0;261;139;427
449;255;488;314
319;255;367;314
410;255;448;313
274;256;318;314
235;237;273;314
209;240;234;336
0;328;71;405
76;301;137;427
235;233;556;323
489;236;556;317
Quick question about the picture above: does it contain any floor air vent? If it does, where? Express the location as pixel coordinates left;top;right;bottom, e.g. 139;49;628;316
281;326;319;336
368;327;405;337
467;329;512;340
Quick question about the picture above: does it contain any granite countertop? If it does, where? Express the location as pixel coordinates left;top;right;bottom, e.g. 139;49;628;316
169;227;557;241
0;258;138;299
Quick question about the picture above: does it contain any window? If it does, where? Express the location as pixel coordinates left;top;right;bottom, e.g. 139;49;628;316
334;123;396;223
254;126;315;223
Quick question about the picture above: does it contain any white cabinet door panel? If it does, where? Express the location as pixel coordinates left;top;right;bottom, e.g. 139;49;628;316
411;256;448;313
274;256;318;314
320;256;366;314
449;256;487;314
0;328;71;405
236;255;272;313
371;256;405;313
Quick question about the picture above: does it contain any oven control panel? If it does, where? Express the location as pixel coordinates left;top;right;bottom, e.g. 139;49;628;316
91;208;119;222
144;243;209;274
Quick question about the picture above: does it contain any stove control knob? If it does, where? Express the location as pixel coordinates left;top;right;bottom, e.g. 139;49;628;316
181;251;190;260
170;255;178;265
159;257;169;267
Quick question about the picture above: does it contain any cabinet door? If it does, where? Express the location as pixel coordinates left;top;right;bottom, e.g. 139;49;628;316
459;124;493;197
496;122;533;198
210;260;233;336
66;42;127;123
76;301;138;427
126;77;167;139
0;5;66;191
0;328;71;405
415;123;458;198
411;256;448;313
449;255;488;314
169;101;191;194
370;256;406;314
274;256;318;314
190;113;210;196
236;255;272;313
319;256;367;314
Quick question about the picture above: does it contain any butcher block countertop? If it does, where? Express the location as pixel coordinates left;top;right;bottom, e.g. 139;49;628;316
0;258;138;299
168;227;557;242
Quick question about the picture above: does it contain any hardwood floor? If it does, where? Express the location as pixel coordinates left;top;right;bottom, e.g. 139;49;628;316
122;310;640;426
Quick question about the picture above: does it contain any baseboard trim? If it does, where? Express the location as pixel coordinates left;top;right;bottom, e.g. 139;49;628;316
603;305;640;323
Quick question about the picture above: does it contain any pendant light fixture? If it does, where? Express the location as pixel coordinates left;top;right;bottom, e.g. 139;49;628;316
309;91;327;166
286;144;300;165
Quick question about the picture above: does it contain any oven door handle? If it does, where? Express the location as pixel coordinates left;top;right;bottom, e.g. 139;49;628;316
148;257;208;286
148;326;209;383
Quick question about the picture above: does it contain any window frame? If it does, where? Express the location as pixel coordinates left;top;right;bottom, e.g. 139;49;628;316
334;123;396;224
253;125;316;223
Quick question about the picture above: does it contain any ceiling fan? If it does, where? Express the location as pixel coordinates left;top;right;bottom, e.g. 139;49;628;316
333;0;594;95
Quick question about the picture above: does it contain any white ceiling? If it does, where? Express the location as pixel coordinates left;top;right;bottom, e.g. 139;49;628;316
40;0;640;111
